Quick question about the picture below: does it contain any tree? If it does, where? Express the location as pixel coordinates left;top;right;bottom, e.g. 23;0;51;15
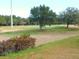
0;15;6;25
59;7;79;28
30;5;56;29
0;15;28;26
47;10;56;25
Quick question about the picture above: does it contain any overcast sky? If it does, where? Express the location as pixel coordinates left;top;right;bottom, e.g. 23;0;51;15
0;0;79;18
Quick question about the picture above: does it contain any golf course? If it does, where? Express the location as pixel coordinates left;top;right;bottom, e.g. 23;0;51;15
0;25;79;59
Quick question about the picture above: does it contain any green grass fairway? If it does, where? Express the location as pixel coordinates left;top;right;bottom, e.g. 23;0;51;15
0;35;79;59
0;25;79;37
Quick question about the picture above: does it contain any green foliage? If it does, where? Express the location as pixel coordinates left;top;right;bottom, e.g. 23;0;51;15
0;15;10;25
0;15;28;26
58;7;79;28
30;5;56;29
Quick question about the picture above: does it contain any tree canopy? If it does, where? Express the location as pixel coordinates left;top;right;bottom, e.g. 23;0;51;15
30;5;56;29
58;7;79;28
0;15;28;26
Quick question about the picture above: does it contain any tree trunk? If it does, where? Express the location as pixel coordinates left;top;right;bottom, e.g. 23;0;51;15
40;25;42;30
67;23;69;28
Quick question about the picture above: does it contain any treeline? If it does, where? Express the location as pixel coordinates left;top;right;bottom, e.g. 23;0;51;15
0;5;79;29
0;15;29;26
29;5;79;29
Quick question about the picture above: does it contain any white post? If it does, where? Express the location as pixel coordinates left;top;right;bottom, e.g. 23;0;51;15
11;0;13;28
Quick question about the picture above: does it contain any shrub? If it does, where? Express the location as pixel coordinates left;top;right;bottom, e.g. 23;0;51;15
0;35;36;56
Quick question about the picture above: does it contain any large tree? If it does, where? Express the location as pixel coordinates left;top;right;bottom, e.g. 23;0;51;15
30;5;56;29
59;7;79;28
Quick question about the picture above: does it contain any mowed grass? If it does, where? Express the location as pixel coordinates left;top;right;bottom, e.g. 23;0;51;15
0;25;79;37
0;25;39;32
0;35;79;59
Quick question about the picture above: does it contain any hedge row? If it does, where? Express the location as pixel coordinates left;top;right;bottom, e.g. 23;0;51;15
0;35;36;56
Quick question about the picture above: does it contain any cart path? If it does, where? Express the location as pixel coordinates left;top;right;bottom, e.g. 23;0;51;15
0;32;79;46
31;32;79;46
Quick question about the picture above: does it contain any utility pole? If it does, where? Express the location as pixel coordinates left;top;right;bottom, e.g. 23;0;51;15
11;0;13;28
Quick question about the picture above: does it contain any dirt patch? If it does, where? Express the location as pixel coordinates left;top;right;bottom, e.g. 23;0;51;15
31;32;79;46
